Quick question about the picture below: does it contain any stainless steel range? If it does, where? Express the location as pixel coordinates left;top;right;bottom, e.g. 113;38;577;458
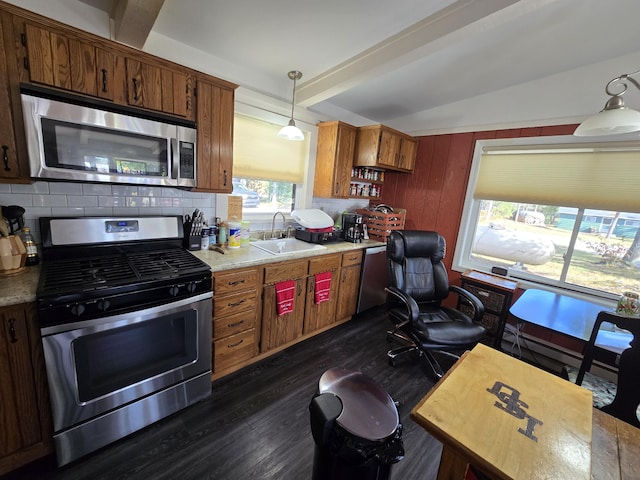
36;216;213;466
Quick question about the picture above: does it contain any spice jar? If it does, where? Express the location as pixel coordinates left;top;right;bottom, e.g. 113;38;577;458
616;291;640;316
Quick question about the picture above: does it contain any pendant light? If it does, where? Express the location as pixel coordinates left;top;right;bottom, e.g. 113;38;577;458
574;69;640;136
277;70;305;141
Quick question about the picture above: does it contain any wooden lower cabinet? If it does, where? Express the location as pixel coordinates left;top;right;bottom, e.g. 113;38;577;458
304;253;341;334
260;260;307;353
0;302;54;475
336;250;363;321
212;249;366;375
212;266;259;375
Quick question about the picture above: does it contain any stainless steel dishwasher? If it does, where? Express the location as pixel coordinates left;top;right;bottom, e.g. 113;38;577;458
357;245;388;313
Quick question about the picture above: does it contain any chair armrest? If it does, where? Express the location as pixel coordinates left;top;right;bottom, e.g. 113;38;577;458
449;285;485;323
385;286;420;323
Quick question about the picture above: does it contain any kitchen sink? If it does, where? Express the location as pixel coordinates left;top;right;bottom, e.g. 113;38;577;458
250;238;327;255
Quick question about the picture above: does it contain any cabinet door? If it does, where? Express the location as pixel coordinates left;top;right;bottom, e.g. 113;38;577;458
261;278;306;352
126;57;162;111
313;121;356;198
336;263;362;321
398;137;417;171
0;16;25;182
303;254;341;334
377;129;401;169
162;70;193;119
68;37;97;96
195;78;234;193
0;304;53;475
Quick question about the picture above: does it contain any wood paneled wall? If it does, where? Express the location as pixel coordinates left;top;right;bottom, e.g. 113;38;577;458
380;124;578;288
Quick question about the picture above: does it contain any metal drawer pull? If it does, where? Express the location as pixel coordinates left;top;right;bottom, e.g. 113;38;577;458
227;320;245;328
478;291;490;297
228;280;245;286
227;339;244;348
228;299;246;307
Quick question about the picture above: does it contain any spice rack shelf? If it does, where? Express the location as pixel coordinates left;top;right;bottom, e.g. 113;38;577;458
350;166;385;199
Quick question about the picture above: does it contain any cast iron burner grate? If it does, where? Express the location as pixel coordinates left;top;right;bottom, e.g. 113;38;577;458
40;249;208;296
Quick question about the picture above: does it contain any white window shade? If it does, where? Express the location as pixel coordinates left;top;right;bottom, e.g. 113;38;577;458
233;114;308;182
474;149;640;212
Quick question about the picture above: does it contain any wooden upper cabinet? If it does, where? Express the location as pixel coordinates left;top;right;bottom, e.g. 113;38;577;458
195;78;235;193
313;120;357;198
0;13;28;183
125;58;162;111
23;23;112;98
126;59;193;118
19;19;193;118
355;124;417;172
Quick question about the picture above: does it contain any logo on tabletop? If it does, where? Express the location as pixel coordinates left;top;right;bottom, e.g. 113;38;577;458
487;381;543;442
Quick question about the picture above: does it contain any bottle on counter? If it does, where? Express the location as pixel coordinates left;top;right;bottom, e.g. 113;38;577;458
228;221;241;249
18;227;39;266
218;221;227;245
200;227;210;250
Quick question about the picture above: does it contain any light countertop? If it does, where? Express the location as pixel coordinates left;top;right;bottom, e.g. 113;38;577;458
0;265;41;307
0;240;384;307
192;239;383;272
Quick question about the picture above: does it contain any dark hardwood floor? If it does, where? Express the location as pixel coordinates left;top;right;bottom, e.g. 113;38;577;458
5;308;444;480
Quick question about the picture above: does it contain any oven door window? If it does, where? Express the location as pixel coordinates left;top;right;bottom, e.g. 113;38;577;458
72;311;197;402
41;118;169;178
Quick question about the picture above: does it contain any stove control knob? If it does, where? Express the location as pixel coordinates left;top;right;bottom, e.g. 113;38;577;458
169;285;180;296
98;299;111;311
187;282;197;293
70;303;85;316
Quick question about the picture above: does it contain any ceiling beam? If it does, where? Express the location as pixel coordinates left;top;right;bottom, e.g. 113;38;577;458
111;0;165;49
295;0;524;108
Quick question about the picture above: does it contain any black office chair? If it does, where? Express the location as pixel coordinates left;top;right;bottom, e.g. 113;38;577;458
562;310;640;428
385;230;487;379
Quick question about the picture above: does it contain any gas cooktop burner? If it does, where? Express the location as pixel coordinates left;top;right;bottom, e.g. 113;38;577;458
39;248;208;296
36;216;213;327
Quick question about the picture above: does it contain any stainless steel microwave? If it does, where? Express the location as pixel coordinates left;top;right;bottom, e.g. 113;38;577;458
21;93;197;188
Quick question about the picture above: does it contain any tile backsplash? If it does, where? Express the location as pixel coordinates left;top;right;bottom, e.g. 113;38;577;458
0;181;374;245
0;181;216;243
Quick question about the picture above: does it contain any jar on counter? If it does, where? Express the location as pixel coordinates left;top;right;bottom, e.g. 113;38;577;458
18;227;39;266
616;291;640;316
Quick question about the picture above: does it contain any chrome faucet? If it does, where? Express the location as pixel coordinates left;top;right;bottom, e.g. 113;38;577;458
271;211;286;239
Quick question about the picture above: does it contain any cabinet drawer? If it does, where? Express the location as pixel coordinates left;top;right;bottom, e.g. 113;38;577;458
263;260;307;285
213;329;256;372
463;283;506;313
213;267;259;294
213;290;257;317
309;254;341;275
341;250;363;267
213;310;256;339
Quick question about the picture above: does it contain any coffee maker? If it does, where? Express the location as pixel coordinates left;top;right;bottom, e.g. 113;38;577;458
342;213;364;243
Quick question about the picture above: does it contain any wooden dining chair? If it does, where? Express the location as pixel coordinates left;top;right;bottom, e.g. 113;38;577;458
562;311;640;428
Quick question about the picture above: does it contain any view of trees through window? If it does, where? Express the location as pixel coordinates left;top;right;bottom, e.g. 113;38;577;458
470;201;640;295
232;178;295;213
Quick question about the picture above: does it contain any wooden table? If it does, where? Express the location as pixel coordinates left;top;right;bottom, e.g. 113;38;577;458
411;343;640;479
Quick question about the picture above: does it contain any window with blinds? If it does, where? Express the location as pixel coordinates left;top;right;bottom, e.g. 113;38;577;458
454;138;640;299
232;114;309;214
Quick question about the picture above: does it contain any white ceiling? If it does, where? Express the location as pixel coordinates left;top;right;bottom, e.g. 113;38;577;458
21;0;640;135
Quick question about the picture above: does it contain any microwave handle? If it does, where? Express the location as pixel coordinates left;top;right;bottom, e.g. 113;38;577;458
170;138;179;180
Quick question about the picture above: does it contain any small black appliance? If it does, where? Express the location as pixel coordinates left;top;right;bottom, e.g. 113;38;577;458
342;213;364;243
